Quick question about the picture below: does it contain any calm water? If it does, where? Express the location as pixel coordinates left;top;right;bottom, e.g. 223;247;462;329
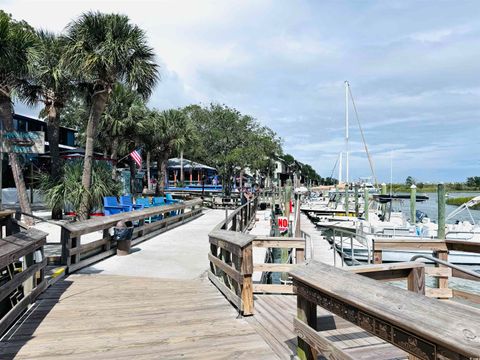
395;191;480;223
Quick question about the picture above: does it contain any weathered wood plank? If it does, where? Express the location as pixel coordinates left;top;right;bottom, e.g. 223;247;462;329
452;289;480;305
61;199;202;237
294;317;354;360
290;260;480;357
347;262;424;274
207;270;242;310
253;240;305;249
254;236;305;242
373;239;448;251
68;237;110;256
0;229;47;268
0;258;47;303
446;239;480;253
425;266;452;277
297;294;318;360
425;288;453;298
0;275;277;359
209;236;244;257
241;244;254;315
0;279;47;335
209;229;254;249
208;253;243;283
253;284;294;294
254;263;297;272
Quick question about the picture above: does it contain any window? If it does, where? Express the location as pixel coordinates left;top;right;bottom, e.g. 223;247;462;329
66;131;75;146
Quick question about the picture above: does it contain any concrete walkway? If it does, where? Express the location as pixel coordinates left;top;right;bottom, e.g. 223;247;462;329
79;209;226;279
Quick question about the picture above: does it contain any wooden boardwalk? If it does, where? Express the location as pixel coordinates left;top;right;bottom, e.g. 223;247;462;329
0;274;276;359
248;294;408;360
300;213;343;267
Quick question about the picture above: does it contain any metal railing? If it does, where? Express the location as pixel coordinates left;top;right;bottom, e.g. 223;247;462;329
410;254;480;280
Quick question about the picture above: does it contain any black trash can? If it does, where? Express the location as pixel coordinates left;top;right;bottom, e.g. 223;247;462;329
114;221;134;256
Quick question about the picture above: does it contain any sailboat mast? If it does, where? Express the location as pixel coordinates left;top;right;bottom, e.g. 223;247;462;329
338;152;343;183
345;80;349;184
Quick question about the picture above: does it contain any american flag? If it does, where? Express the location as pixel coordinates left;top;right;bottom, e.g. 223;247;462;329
129;148;142;169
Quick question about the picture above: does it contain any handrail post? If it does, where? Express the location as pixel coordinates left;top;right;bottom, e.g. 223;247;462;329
407;266;425;295
241;242;254;315
296;293;317;360
434;183;448;296
372;240;382;264
232;212;237;232
61;227;71;268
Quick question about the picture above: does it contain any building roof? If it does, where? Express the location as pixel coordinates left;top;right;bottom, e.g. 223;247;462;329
13;113;78;132
167;158;216;171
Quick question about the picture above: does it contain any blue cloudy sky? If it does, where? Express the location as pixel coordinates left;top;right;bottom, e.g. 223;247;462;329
4;0;480;182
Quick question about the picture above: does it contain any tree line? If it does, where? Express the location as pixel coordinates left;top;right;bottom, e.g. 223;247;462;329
0;10;322;221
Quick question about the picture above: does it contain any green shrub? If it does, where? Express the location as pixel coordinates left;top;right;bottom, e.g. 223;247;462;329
446;196;480;209
38;160;122;218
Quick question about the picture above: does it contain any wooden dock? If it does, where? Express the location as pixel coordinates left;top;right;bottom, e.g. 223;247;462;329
0;274;276;359
248;294;408;360
2;198;480;360
299;213;343;267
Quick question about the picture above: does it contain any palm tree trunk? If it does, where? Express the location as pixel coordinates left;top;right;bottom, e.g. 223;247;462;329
111;137;119;180
129;158;136;195
157;153;169;196
0;94;34;225
78;90;108;220
146;151;151;191
46;104;63;219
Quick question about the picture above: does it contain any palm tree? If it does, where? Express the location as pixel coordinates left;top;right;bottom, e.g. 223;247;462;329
141;109;192;195
99;83;146;179
0;11;36;224
25;31;74;219
64;12;158;220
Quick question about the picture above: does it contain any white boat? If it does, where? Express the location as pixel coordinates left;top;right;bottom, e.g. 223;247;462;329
321;196;480;265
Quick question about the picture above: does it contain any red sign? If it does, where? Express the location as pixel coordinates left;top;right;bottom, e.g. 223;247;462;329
278;216;289;231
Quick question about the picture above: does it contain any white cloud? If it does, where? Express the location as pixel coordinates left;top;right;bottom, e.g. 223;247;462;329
5;0;480;182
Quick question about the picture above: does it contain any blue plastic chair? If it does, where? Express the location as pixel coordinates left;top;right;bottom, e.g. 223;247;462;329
151;197;165;220
120;195;143;211
103;196;130;216
165;193;180;204
152;197;165;206
136;197;151;208
165;193;182;216
135;197;155;222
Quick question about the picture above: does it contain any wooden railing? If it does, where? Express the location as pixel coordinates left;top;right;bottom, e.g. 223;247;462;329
60;199;203;273
372;238;480;302
348;261;426;294
373;238;451;299
208;197;306;315
208;229;255;315
208;198;258;315
291;260;480;360
0;210;16;238
0;229;47;335
213;196;258;232
252;236;305;294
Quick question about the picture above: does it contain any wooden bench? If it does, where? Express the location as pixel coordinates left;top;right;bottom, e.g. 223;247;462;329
0;228;48;335
290;260;480;360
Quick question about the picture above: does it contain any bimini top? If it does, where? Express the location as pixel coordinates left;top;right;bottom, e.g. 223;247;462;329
372;194;429;203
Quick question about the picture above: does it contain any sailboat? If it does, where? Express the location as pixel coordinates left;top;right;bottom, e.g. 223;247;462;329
301;81;376;221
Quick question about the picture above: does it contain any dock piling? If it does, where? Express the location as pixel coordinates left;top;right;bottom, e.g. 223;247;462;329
410;184;416;224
